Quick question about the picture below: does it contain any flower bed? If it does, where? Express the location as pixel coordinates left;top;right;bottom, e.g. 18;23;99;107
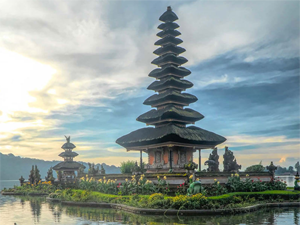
78;174;169;195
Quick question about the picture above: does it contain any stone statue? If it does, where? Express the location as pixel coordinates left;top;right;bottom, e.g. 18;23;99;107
78;165;85;175
19;176;25;186
266;161;277;180
132;161;140;174
294;171;300;191
29;165;35;185
100;164;106;175
187;180;203;196
223;146;241;172
205;148;220;172
184;160;198;171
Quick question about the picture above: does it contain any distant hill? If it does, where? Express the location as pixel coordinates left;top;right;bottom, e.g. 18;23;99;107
0;152;120;180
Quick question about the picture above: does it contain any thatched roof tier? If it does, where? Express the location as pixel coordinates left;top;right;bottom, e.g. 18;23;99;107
158;22;179;30
147;77;193;92
143;90;197;106
151;54;187;67
153;45;185;56
116;124;226;148
58;152;78;158
53;161;85;171
157;29;181;38
154;36;183;46
159;6;178;22
137;105;204;125
149;65;191;79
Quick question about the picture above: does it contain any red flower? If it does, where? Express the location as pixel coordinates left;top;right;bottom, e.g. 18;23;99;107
177;186;179;188
251;180;254;182
260;180;262;182
166;187;168;190
119;183;121;185
180;184;182;187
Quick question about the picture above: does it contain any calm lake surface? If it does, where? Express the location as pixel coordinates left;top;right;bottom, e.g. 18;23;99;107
0;179;299;225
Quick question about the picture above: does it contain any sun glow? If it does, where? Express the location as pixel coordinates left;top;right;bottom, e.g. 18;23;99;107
0;48;56;122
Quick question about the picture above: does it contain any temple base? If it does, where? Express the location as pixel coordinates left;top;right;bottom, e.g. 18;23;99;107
146;146;195;173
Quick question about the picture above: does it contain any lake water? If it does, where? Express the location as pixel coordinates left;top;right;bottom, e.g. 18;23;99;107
0;179;299;225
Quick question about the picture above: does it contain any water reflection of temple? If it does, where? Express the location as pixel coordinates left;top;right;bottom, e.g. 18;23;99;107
6;197;299;225
28;197;42;223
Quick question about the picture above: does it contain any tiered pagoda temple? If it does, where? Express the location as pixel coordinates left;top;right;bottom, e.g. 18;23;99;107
116;7;226;172
53;136;85;181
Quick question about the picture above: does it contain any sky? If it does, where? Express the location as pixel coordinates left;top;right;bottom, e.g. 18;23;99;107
0;0;299;169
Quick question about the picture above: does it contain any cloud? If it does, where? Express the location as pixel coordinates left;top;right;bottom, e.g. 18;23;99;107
279;157;286;163
0;0;298;167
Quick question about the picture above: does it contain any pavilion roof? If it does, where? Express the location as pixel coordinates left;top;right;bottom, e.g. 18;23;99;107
149;65;191;79
137;105;204;125
58;152;78;158
158;22;179;30
116;124;226;148
153;45;185;56
61;142;76;150
154;36;183;46
143;90;197;106
157;29;181;38
147;77;193;92
159;6;179;22
151;54;188;67
53;161;85;171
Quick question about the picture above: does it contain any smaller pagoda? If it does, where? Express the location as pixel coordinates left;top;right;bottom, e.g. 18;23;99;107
53;136;85;182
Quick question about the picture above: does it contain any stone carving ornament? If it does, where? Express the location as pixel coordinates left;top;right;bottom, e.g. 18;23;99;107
205;148;220;172
223;146;241;172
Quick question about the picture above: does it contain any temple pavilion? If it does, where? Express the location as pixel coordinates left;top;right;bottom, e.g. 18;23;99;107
116;7;226;173
53;136;85;181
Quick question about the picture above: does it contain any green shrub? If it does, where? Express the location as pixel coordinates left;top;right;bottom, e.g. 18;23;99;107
205;180;228;196
149;193;164;202
245;163;265;172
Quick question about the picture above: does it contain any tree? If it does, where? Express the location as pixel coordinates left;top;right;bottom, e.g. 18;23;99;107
120;160;136;174
245;161;265;173
288;166;294;173
45;167;55;184
295;161;300;173
34;165;41;185
29;165;35;185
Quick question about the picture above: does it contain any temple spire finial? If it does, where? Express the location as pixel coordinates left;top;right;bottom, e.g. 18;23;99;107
65;135;70;143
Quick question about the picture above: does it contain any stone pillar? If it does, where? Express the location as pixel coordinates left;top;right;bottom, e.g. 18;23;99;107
140;150;143;169
198;149;201;171
169;148;173;170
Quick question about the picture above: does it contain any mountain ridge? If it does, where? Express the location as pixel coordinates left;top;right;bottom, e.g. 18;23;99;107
0;152;120;180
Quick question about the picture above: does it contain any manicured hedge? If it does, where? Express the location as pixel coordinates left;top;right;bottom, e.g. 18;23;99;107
54;189;300;210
